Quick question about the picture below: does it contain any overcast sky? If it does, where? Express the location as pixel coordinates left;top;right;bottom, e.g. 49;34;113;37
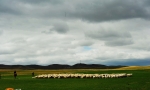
0;0;150;66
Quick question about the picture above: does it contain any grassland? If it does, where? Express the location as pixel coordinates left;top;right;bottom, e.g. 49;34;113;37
0;66;150;90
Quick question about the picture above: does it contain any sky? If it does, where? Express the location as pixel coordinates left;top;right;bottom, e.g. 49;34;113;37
0;0;150;66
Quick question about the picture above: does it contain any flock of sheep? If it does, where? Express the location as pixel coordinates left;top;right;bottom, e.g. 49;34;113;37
33;73;132;79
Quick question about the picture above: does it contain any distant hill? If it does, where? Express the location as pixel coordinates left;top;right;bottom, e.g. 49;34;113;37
0;63;125;69
116;66;150;70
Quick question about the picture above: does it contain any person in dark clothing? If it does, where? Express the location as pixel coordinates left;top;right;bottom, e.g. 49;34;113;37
32;72;34;77
14;70;17;79
14;70;16;74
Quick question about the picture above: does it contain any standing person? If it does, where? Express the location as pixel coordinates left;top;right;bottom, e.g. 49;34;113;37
14;70;17;79
32;72;34;77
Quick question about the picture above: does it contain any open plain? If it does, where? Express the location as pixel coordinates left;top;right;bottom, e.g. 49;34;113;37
0;66;150;90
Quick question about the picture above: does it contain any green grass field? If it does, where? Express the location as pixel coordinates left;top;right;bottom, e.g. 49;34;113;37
0;68;150;90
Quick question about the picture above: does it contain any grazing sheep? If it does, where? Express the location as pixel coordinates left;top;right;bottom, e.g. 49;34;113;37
127;73;132;77
34;73;133;79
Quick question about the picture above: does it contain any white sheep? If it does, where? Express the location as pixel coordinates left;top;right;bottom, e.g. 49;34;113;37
34;73;133;79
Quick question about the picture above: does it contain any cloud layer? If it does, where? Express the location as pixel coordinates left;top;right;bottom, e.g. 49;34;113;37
0;0;150;65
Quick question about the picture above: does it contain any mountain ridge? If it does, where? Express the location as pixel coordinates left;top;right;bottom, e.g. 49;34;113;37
0;63;125;69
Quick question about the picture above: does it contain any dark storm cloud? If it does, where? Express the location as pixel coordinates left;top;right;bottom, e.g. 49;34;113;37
20;0;63;4
38;0;150;22
71;0;150;22
0;0;21;15
145;0;150;5
1;0;150;22
55;0;147;21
